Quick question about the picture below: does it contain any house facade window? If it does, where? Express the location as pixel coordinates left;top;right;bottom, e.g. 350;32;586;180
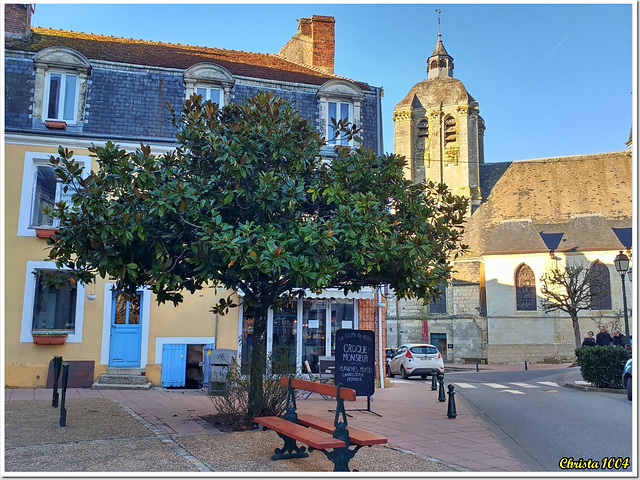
32;46;91;127
589;261;612;310
317;79;364;152
21;261;85;342
327;101;351;146
195;85;223;105
515;264;537;311
184;63;235;105
32;270;77;331
18;152;91;236
44;71;79;122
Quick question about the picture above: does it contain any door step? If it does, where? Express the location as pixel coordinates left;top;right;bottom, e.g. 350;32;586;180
92;370;152;390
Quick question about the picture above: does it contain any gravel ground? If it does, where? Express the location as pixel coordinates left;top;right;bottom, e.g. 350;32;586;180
5;398;457;474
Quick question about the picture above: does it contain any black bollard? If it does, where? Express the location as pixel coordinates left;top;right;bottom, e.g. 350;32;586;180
431;370;438;390
52;356;63;408
525;361;528;371
447;384;457;418
438;374;446;402
476;362;479;373
59;362;69;427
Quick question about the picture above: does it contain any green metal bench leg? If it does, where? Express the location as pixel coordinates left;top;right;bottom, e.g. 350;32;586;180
313;445;363;472
271;432;309;460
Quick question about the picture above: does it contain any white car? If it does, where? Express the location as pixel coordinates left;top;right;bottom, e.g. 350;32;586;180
386;343;444;379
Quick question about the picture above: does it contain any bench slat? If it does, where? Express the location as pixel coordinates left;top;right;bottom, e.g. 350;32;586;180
296;413;387;446
279;376;357;401
254;416;346;450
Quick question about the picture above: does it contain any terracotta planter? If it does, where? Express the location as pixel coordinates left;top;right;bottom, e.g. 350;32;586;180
32;334;67;345
35;228;59;239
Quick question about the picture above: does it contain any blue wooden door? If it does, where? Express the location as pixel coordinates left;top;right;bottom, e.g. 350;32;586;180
109;291;143;367
161;344;187;387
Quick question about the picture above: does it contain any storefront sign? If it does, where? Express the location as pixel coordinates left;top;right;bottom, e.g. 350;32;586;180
335;329;375;397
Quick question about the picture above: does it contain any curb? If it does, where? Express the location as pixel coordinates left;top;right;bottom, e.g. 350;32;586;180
562;382;626;394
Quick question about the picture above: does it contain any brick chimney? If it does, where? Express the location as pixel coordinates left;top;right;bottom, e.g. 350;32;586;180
5;4;34;40
279;15;335;74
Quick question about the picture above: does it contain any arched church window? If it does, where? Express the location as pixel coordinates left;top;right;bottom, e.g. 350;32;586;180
589;261;612;310
515;264;537;311
417;119;429;138
439;58;447;68
444;115;457;145
430;60;438;70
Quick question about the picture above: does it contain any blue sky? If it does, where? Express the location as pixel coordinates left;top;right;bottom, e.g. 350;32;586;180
30;3;634;163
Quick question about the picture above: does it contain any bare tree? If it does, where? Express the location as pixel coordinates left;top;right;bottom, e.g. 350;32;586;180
540;262;606;348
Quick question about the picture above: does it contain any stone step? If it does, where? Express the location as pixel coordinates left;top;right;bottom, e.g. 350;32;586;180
96;374;149;385
91;381;152;390
106;367;146;375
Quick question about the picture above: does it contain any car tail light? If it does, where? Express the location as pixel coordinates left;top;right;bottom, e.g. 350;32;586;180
438;351;442;359
405;350;413;359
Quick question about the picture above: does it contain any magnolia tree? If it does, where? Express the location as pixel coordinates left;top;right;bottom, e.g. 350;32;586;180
47;92;468;417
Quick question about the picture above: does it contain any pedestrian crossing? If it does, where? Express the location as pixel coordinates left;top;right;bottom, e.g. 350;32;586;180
451;380;560;395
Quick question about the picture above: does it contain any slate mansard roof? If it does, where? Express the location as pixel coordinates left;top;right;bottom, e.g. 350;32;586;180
5;27;371;91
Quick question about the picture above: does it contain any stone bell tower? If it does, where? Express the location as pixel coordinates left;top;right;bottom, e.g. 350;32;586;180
393;26;484;212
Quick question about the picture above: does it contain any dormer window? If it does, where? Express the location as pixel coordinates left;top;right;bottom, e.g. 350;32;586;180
32;47;91;129
45;72;79;122
317;79;364;152
195;85;223;105
184;63;235;106
327;101;351;146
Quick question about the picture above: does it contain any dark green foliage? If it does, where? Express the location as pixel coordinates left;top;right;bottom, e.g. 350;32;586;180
575;346;631;388
46;91;469;418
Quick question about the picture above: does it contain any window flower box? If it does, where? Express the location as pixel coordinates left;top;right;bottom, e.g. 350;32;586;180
32;332;68;345
34;227;59;239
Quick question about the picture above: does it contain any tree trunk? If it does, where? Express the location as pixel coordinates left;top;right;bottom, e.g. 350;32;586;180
571;314;582;349
248;302;268;419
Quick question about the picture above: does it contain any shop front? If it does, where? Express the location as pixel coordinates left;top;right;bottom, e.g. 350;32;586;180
237;289;375;375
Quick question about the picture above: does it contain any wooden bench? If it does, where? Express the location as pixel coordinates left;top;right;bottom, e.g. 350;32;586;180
254;376;387;472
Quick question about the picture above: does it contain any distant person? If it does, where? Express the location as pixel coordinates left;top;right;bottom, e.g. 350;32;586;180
582;332;596;347
612;329;627;347
596;326;612;346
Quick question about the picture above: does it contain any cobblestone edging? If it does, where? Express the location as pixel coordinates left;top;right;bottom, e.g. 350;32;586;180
113;400;212;472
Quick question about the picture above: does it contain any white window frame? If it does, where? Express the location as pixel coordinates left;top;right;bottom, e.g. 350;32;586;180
43;70;80;123
20;261;86;343
326;100;352;146
17;151;92;237
183;63;235;105
317;79;364;153
195;84;224;106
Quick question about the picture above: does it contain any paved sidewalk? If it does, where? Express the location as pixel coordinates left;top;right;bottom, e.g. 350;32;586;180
5;363;576;473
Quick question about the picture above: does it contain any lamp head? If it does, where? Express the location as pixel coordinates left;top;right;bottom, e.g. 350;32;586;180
614;251;630;274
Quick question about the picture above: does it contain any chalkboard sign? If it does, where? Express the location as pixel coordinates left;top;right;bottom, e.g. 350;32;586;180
334;329;375;397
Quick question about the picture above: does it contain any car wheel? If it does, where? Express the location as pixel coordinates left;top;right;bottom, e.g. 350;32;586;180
401;367;409;379
386;365;393;378
627;377;632;401
420;374;427;379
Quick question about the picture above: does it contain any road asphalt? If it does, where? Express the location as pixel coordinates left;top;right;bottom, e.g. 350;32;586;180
4;362;623;474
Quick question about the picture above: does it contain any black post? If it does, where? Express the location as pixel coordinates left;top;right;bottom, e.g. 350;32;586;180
476;362;479;373
52;356;62;408
621;273;630;341
59;362;69;427
431;370;438;390
524;361;528;371
447;384;457;418
438;374;446;402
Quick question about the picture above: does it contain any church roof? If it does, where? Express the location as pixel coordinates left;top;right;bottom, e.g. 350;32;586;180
395;76;476;109
430;34;451;58
5;27;371;90
461;150;633;261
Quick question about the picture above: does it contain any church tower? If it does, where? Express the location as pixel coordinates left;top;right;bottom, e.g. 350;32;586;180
393;22;484;212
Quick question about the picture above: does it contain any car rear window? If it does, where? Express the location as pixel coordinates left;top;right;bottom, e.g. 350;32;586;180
410;346;438;355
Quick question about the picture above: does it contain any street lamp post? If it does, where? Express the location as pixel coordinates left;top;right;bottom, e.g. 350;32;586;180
614;251;631;341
